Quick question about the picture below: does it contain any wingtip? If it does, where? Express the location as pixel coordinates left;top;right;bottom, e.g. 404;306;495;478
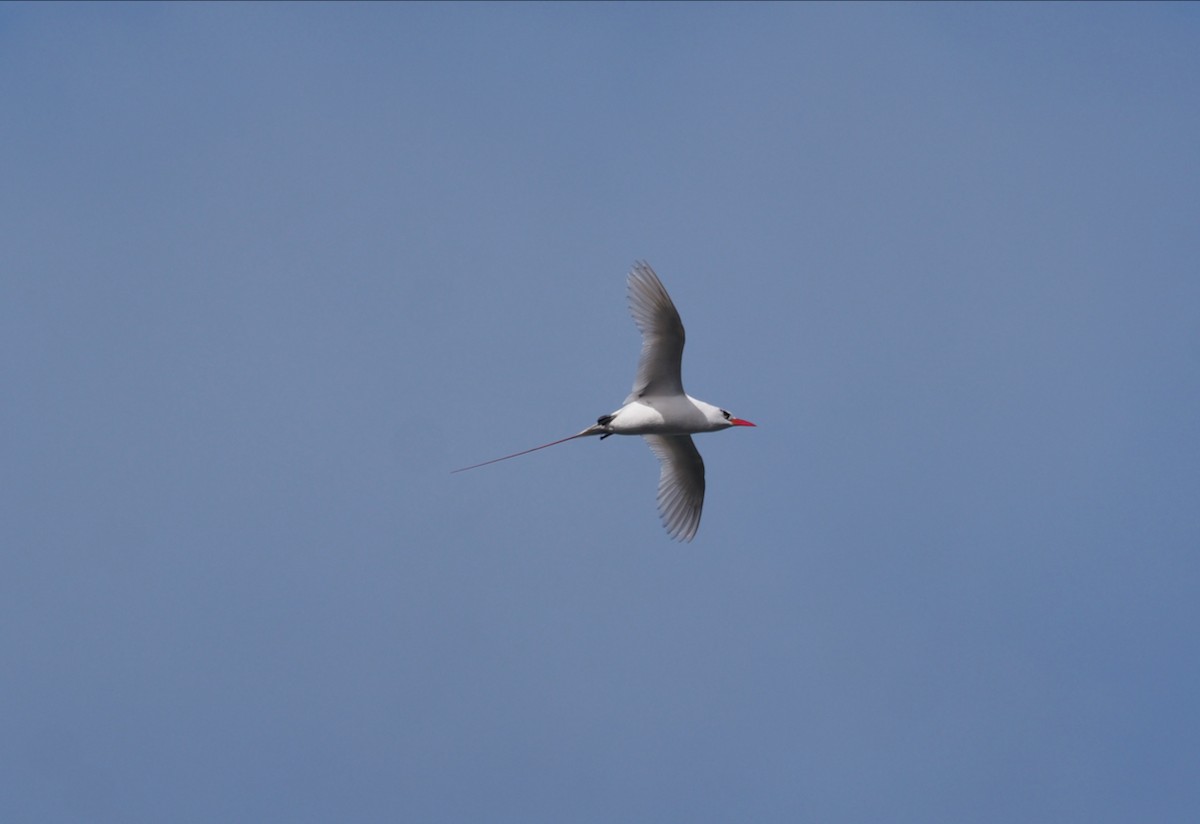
628;259;658;282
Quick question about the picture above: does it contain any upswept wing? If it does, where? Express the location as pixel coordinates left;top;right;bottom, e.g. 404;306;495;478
626;262;686;402
643;434;705;542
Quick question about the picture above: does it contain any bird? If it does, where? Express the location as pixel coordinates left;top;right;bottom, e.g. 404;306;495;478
453;261;755;541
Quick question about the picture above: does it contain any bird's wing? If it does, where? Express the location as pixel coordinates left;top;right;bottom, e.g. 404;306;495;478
626;261;686;402
643;434;705;542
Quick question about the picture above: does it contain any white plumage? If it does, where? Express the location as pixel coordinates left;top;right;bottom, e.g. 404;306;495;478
454;261;754;542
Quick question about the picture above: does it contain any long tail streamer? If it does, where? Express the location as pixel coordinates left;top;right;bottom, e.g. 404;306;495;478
451;428;599;473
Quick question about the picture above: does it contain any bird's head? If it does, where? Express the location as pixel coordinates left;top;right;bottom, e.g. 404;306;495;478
717;408;756;430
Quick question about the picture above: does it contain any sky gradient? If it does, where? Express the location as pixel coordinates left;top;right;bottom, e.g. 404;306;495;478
3;3;1199;822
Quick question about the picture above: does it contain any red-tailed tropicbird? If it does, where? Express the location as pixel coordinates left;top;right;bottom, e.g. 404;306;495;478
454;261;755;541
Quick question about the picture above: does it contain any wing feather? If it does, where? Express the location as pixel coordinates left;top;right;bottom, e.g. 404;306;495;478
643;434;705;542
626;262;686;402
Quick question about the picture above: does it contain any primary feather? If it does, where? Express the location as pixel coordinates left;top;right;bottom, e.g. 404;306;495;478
643;434;705;542
626;261;686;402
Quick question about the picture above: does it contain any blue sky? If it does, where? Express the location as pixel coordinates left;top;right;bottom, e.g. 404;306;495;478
3;3;1199;821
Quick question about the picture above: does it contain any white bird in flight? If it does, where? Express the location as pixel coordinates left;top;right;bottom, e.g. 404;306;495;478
453;261;755;541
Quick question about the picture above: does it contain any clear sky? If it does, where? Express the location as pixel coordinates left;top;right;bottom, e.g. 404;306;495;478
3;3;1199;822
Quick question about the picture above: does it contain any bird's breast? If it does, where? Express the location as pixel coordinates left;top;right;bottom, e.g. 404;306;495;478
607;399;710;435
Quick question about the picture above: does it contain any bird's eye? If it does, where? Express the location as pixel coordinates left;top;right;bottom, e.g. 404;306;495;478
721;410;731;420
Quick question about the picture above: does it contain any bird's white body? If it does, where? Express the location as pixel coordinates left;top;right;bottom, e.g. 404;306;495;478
454;261;754;541
601;396;732;436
